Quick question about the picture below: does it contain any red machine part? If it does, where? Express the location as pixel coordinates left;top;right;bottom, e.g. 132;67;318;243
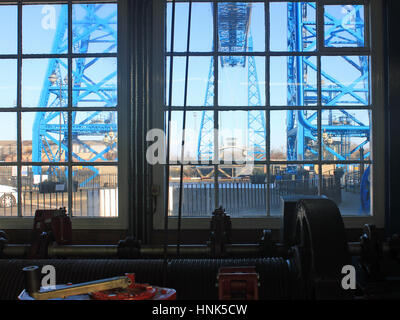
90;274;176;300
218;266;259;300
32;208;72;244
29;208;72;258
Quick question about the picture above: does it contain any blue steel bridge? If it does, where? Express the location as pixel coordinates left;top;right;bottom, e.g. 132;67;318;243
33;4;117;186
36;3;369;210
195;2;369;211
198;2;368;163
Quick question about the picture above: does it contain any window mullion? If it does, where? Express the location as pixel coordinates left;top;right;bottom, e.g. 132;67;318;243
17;0;22;217
213;0;219;210
67;0;72;217
265;0;270;216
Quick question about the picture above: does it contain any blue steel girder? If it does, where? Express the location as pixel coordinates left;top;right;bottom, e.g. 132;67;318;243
289;108;369;160
198;3;265;162
247;36;265;161
324;5;364;47
218;2;251;67
288;2;317;52
287;110;318;161
197;57;215;162
33;4;118;186
287;3;369;162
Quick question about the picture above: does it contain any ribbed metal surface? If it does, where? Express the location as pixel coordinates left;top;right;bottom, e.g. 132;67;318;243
126;0;153;242
0;258;294;300
167;258;292;300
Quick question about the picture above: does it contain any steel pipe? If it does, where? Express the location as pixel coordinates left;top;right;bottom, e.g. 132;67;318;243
2;244;31;258
48;244;118;257
348;242;363;256
0;241;395;259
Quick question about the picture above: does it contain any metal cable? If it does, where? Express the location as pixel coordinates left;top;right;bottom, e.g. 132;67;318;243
177;0;193;257
163;0;177;286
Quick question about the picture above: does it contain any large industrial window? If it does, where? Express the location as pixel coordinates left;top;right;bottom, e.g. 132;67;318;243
160;0;381;227
0;1;119;225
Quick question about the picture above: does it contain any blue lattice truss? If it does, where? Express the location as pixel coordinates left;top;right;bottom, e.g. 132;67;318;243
287;3;369;164
198;3;369;161
196;2;370;210
33;4;117;186
198;3;265;162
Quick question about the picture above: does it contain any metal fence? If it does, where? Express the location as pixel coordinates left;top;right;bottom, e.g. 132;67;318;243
0;188;118;217
0;171;118;216
19;173;118;191
0;174;359;217
169;177;320;217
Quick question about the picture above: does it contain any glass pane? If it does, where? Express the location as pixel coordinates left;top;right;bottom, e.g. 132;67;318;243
321;56;369;106
0;6;17;54
270;56;317;106
324;5;365;48
21;165;68;217
167;111;181;164
167;2;213;52
167;3;189;52
218;164;267;217
72;112;118;162
166;56;170;105
270;110;287;161
219;111;266;162
321;164;370;215
168;165;214;217
0;60;17;108
196;111;214;163
166;56;214;107
72;57;117;107
270;2;316;52
219;56;265;106
23;4;68;54
168;111;212;164
167;57;184;106
270;164;319;215
22;58;68;108
322;109;371;161
72;165;118;217
22;112;68;162
218;2;265;53
0;166;18;217
72;3;117;54
271;110;318;161
0;113;17;162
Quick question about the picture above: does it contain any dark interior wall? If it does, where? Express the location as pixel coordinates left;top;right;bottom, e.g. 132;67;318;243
385;0;400;235
122;0;154;242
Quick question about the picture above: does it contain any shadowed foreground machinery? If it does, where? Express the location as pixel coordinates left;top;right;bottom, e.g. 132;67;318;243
0;198;399;300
